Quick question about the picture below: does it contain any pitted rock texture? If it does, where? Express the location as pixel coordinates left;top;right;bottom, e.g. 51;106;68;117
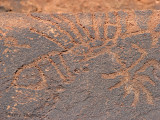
0;10;160;120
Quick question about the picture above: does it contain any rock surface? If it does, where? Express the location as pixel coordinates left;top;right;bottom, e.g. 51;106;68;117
0;0;160;13
0;10;160;120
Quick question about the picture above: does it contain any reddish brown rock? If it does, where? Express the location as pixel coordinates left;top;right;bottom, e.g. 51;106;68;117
0;0;160;13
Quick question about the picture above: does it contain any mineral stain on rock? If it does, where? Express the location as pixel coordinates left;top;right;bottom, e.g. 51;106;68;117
0;10;160;120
